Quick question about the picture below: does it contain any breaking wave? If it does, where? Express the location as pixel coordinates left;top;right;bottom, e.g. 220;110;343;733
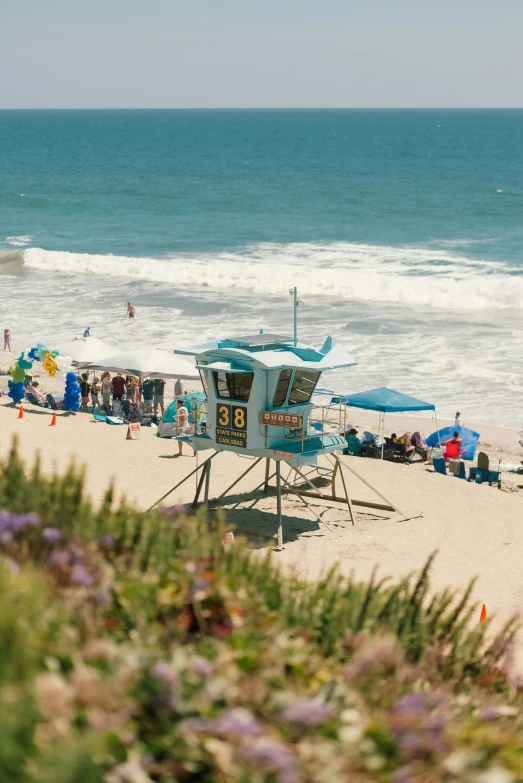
22;242;523;310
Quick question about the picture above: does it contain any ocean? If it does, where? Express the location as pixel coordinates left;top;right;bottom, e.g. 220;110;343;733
1;109;522;426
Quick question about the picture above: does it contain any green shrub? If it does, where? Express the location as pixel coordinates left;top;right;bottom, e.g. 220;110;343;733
0;440;521;782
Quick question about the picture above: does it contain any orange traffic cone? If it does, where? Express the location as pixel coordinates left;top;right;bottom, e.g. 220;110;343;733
18;404;24;419
50;412;57;426
479;604;487;623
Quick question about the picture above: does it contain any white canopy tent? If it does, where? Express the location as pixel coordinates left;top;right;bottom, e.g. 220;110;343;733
83;347;200;381
54;337;119;368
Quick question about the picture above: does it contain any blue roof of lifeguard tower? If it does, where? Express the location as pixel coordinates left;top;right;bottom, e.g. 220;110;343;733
173;333;357;372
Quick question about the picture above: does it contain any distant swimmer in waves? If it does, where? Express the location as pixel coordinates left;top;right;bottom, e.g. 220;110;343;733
127;302;136;319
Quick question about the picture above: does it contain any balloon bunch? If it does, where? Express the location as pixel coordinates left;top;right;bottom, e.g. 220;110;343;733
8;352;33;403
63;371;81;412
27;343;73;377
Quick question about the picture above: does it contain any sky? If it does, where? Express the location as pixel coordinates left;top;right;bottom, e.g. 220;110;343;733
1;0;522;108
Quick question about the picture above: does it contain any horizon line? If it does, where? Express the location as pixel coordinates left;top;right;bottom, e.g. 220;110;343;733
1;106;523;111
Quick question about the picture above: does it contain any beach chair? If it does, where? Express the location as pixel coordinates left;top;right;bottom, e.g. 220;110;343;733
444;441;463;460
468;452;501;488
383;437;410;463
411;431;428;461
432;457;447;476
26;392;49;407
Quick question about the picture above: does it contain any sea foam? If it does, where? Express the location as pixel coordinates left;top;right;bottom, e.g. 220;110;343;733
22;242;522;311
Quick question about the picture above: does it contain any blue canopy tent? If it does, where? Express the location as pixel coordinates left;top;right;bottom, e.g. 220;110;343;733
332;387;439;459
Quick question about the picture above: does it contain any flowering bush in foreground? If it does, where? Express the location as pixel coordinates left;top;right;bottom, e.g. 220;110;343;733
0;440;522;782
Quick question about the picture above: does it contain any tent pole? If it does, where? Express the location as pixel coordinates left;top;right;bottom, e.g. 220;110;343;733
381;412;385;460
434;409;442;448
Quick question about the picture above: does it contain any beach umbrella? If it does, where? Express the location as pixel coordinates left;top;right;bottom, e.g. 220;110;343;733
54;337;119;367
84;347;200;380
425;426;480;461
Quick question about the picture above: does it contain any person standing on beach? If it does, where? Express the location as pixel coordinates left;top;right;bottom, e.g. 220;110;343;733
90;377;101;414
79;373;91;412
141;378;155;412
127;302;136;319
111;373;126;402
454;412;461;428
101;372;112;410
176;398;193;456
174;378;184;398
153;378;166;419
3;328;11;351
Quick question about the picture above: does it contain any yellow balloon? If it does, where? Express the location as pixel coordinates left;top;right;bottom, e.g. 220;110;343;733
42;351;57;377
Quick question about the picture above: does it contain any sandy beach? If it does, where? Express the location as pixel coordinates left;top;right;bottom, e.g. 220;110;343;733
1;349;523;649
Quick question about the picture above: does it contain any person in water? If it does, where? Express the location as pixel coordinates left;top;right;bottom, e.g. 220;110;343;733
83;327;90;338
127;302;136;319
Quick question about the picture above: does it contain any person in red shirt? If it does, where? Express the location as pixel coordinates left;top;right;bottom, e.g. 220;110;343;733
111;373;126;401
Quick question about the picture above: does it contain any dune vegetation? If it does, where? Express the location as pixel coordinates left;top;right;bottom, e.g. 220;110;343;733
0;439;522;783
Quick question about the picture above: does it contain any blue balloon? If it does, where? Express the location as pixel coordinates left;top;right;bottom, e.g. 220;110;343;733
8;380;25;403
63;371;81;412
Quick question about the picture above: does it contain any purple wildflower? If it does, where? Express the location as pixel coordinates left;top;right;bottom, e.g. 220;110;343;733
392;766;418;783
480;706;501;721
213;709;261;738
395;694;433;716
71;564;94;586
186;709;261;739
42;527;61;542
152;661;177;684
48;549;71;569
2;556;20;574
0;531;13;544
400;734;424;756
99;534;114;548
193;656;212;677
282;698;335;727
240;738;300;783
88;587;111;606
0;510;40;535
190;577;209;600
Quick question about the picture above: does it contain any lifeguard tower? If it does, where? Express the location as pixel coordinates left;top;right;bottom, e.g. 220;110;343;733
150;333;396;548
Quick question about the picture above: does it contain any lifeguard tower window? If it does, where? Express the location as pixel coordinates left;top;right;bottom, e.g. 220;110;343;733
272;369;293;408
198;370;209;397
288;370;321;405
212;371;254;402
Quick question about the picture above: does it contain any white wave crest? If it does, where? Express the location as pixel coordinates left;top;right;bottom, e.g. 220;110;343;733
23;242;522;311
6;235;33;247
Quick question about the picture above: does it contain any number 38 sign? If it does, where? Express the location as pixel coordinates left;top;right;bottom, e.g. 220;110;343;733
215;403;248;449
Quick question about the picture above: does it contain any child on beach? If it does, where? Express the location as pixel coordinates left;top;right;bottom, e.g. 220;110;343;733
79;373;91;412
91;377;101;414
3;328;11;351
